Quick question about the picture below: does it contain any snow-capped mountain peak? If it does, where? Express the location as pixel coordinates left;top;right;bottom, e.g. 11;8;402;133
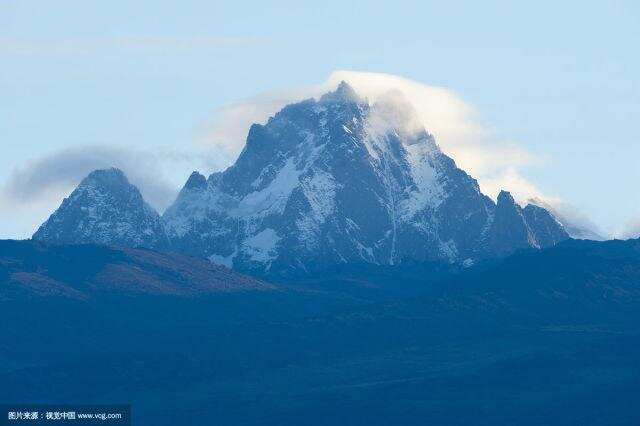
163;83;568;274
33;168;168;250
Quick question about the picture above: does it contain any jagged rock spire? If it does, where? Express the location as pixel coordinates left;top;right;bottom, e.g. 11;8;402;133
319;81;362;104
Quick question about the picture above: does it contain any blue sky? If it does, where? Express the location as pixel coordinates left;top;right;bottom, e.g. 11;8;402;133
1;0;639;238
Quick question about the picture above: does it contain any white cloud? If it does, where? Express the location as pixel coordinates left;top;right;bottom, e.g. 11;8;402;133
479;167;547;203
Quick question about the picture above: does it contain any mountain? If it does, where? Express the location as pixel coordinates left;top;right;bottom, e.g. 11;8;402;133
33;168;169;250
31;83;568;275
0;239;273;300
163;82;568;274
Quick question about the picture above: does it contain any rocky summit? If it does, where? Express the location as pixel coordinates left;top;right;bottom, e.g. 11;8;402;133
33;168;169;250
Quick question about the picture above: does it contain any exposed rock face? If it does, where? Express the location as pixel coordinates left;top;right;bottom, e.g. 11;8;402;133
523;204;570;248
487;191;538;257
162;83;569;274
526;197;605;241
33;168;169;250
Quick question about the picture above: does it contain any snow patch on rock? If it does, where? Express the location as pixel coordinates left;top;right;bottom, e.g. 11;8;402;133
242;228;281;264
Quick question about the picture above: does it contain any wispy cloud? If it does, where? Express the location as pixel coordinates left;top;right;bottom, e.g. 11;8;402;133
0;36;268;56
615;215;640;240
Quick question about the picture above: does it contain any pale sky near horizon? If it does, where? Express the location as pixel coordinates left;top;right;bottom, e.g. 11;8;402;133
1;1;639;239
